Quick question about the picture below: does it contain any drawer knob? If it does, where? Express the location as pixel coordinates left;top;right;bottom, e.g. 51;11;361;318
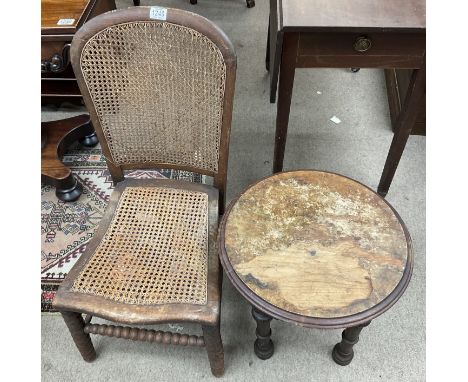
353;36;372;53
40;44;71;73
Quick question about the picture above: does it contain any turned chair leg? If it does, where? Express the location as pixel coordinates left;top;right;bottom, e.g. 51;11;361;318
252;306;274;360
332;321;371;366
202;323;224;377
61;311;96;362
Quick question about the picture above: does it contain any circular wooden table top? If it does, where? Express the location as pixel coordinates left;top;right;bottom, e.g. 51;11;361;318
219;171;413;329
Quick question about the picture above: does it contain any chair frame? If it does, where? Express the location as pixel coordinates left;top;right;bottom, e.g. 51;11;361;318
54;7;236;378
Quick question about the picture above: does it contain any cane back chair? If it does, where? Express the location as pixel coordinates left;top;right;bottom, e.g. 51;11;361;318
52;6;236;377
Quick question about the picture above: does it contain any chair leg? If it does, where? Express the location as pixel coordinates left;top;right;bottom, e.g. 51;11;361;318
202;323;224;377
61;311;96;362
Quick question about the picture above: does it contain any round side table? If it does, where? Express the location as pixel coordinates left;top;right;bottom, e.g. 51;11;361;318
218;170;413;365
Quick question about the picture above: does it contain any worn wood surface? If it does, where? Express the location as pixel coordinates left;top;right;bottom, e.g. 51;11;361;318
41;0;115;34
42;0;91;33
280;0;426;31
223;171;411;319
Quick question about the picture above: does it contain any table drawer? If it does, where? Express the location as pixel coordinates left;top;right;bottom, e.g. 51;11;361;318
297;32;425;68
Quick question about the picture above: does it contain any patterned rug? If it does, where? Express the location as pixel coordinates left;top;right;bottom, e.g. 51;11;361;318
41;143;203;312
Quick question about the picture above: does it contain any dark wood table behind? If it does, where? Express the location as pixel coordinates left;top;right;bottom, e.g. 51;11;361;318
267;0;426;196
41;0;116;201
41;0;116;103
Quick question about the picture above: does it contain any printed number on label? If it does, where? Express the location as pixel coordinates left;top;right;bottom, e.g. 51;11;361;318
149;7;167;21
57;18;75;25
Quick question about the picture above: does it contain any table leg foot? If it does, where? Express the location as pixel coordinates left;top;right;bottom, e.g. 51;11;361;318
252;307;274;360
332;321;370;366
254;337;274;360
55;175;83;202
79;132;99;148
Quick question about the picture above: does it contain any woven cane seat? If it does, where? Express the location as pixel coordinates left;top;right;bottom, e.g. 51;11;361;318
72;186;209;305
54;179;220;325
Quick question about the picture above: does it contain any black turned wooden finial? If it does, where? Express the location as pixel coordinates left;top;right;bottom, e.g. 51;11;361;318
252;306;274;360
332;321;371;366
79;132;99;148
55;176;83;202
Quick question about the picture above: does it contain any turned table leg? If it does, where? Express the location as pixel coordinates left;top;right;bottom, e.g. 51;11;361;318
41;114;98;202
55;173;83;202
332;321;371;366
252;306;274;360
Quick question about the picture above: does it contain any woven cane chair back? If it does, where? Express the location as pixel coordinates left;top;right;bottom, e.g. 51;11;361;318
71;7;236;184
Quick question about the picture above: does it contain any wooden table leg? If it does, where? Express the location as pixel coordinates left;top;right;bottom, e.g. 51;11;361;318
265;16;270;71
252;306;274;360
273;33;299;173
41;114;98;202
268;9;283;104
332;321;371;366
377;61;425;196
